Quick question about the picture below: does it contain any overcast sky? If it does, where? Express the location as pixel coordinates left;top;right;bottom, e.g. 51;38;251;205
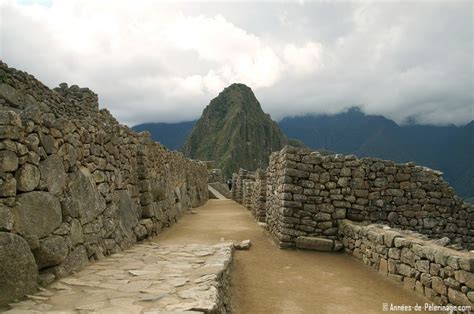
1;0;472;126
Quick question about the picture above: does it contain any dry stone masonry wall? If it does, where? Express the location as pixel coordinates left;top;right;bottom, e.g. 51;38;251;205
0;61;208;305
251;169;267;222
266;146;473;250
340;220;473;308
242;179;255;210
231;168;253;204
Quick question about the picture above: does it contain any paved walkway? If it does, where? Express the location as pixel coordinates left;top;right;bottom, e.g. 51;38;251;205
156;199;428;314
6;243;232;313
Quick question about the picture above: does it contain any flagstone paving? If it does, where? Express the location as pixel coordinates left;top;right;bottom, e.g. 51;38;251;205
6;243;233;313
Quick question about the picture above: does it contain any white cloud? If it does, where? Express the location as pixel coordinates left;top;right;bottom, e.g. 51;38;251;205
0;0;472;126
283;42;323;74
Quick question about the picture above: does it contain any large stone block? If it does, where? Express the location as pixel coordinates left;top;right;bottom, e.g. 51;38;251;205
62;167;106;224
0;232;38;305
0;174;16;197
0;149;18;172
431;276;447;295
115;190;139;233
15;163;40;192
296;236;334;251
39;154;66;195
49;245;88;278
13;191;62;238
447;288;472;306
33;235;68;269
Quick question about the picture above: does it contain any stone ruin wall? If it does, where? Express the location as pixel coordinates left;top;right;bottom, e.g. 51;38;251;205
231;168;253;204
242;179;255;209
0;61;208;304
251;169;267;222
340;220;474;307
231;168;267;223
265;146;473;250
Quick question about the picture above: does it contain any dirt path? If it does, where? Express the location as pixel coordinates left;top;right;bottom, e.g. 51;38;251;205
155;199;428;313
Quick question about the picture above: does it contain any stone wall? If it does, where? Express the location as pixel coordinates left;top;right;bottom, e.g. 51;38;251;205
208;168;224;183
231;168;253;204
0;61;208;305
340;220;473;308
266;146;474;249
251;169;267;222
242;179;255;210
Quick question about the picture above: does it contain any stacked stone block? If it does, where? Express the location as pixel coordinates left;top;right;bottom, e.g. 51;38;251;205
242;179;255;210
340;220;473;308
0;61;208;305
266;146;473;249
231;168;254;204
251;169;267;222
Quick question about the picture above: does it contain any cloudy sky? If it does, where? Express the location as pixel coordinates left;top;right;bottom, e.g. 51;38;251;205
1;0;472;126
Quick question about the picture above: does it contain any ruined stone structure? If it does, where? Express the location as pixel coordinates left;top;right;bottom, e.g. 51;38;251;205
231;168;253;204
0;61;208;305
251;169;267;222
266;146;473;250
259;145;474;307
340;220;473;307
242;179;255;210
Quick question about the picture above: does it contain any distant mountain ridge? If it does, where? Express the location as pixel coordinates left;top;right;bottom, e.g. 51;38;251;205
132;121;196;151
133;107;473;201
279;108;473;201
180;83;287;177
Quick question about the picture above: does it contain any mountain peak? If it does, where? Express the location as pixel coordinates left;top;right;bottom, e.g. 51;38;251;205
224;82;252;91
182;84;286;177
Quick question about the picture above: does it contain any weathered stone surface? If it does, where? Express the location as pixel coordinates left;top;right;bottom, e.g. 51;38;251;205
69;219;84;245
39;155;66;195
115;190;139;233
459;257;474;272
63;167;106;223
0;204;14;231
50;245;88;278
33;235;69;269
9;243;233;313
0;232;38;305
234;239;251;250
430;276;446;295
39;133;57;154
16;163;40;192
13;191;62;238
448;287;472;306
0;149;18;172
296;236;333;251
0;175;16;197
0;83;21;107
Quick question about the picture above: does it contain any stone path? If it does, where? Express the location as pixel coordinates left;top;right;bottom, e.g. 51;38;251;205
156;199;429;314
6;242;233;313
207;185;227;199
